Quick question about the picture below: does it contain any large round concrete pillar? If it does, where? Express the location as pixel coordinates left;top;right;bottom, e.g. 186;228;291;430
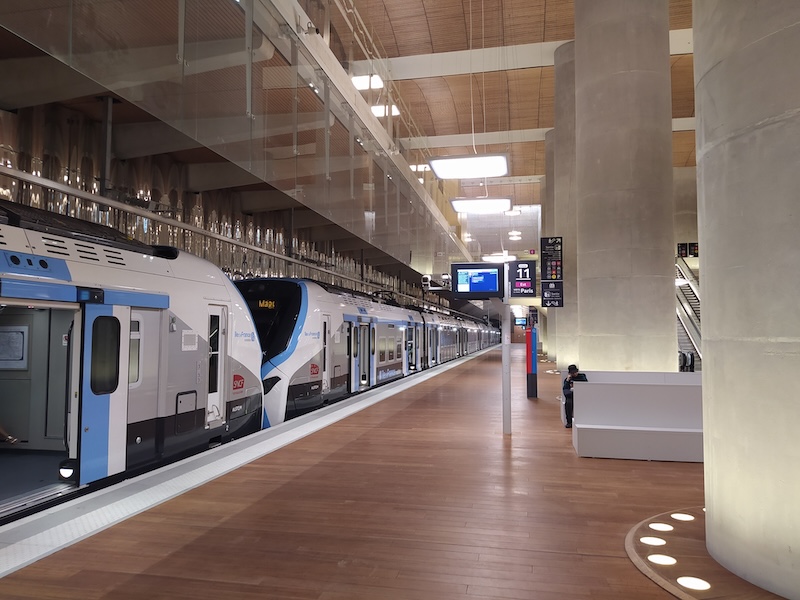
574;0;676;371
553;41;579;371
674;166;698;250
695;4;800;598
543;128;557;362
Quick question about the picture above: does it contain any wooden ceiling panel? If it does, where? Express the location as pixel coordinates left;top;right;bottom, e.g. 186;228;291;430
673;130;696;167
504;0;547;45
538;66;556;128
382;0;434;57
393;81;437;137
543;0;575;42
424;0;469;54
415;78;460;136
669;0;693;29
671;54;695;119
507;69;543;130
356;0;399;57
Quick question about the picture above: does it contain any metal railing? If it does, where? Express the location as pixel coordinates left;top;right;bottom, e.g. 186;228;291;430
0;165;472;318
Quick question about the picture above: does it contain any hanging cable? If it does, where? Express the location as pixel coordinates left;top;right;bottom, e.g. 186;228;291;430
469;0;476;155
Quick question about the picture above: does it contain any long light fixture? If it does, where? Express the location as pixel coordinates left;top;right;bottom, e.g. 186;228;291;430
371;105;400;117
352;74;384;90
450;197;512;215
482;252;516;263
429;154;508;179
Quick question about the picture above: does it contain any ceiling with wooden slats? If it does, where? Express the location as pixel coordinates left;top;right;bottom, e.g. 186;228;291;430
0;0;698;282
331;0;695;259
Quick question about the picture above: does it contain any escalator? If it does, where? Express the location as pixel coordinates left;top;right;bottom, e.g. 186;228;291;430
676;256;702;370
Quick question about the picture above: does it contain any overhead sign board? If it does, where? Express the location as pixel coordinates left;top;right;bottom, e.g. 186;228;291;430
508;260;536;298
540;236;562;281
541;280;563;307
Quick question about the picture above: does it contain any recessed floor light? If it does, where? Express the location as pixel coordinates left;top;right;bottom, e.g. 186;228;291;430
677;576;711;591
647;554;677;566
671;513;695;521
640;536;667;546
649;523;674;532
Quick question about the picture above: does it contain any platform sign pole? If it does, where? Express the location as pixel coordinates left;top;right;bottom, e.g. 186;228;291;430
526;328;538;398
501;301;511;435
492;297;512;436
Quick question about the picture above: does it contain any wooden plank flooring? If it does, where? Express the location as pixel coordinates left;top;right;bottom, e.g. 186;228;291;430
0;347;744;599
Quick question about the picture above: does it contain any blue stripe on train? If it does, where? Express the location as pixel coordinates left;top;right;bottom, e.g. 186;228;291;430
261;281;309;428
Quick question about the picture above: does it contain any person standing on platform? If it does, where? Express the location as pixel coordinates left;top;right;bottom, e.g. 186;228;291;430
563;364;587;428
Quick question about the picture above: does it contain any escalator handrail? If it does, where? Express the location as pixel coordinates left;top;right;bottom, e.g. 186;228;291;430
676;256;700;301
676;303;702;358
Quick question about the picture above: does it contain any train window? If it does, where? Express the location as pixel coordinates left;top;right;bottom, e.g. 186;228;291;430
371;327;375;356
129;319;141;384
208;314;219;394
353;328;358;358
396;340;402;360
91;317;120;394
234;280;302;363
379;337;386;362
388;337;394;361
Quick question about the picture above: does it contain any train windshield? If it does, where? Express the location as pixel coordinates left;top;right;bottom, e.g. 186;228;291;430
235;280;302;363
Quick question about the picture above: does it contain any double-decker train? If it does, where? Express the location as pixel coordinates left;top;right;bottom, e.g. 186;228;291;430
234;278;499;421
0;198;498;516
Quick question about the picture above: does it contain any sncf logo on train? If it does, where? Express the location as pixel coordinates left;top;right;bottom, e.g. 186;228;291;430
310;364;320;376
233;374;245;392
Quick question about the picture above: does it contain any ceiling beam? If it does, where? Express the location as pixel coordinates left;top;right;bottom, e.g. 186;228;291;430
352;29;693;81
402;118;696;150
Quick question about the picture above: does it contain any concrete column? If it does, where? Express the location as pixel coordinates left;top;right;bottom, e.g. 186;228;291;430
695;4;800;598
574;0;676;371
543;128;557;362
553;41;578;371
538;176;549;356
673;166;698;250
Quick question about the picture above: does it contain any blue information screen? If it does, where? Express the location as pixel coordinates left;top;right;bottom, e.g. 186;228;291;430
456;267;499;293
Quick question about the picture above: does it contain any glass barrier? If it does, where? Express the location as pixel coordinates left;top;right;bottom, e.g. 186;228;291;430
0;0;467;286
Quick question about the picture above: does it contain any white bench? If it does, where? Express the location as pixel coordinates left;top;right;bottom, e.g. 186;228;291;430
571;372;702;462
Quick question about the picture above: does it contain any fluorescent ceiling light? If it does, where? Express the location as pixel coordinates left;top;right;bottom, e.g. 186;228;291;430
371;104;400;117
352;74;384;90
410;164;430;172
450;197;511;214
429;154;508;179
482;252;516;263
505;208;521;216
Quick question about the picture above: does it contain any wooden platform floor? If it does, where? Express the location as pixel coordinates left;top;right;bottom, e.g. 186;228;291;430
0;347;782;599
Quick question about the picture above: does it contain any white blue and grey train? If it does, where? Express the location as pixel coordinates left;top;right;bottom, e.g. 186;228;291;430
234;278;500;421
0;199;497;507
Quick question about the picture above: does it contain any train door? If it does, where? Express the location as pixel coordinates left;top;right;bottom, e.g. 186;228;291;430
416;324;424;370
406;324;416;372
349;323;359;392
322;314;331;394
206;305;227;428
125;309;162;470
429;325;439;365
420;323;429;369
358;323;370;387
78;304;131;486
